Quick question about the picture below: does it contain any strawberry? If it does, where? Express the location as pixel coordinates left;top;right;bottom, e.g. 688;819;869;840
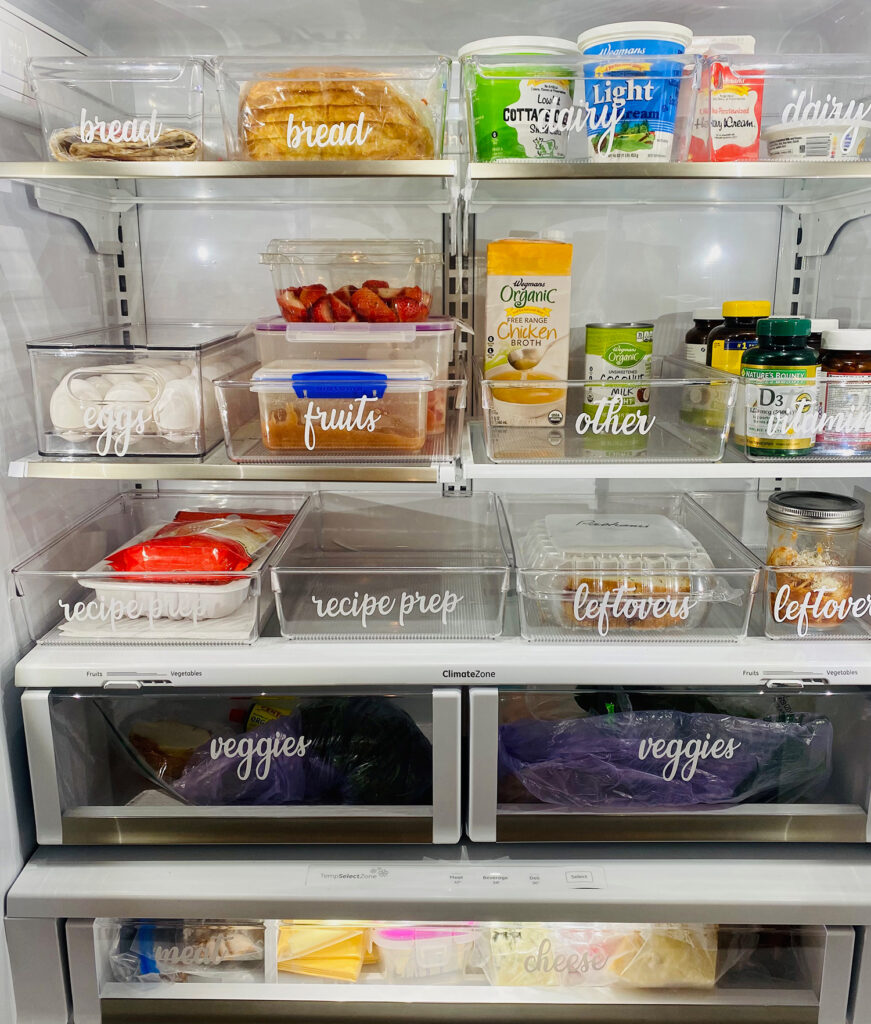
350;286;397;322
329;294;355;321
277;288;306;322
421;291;432;309
376;287;402;301
394;297;424;322
362;279;389;291
299;283;328;309
399;285;423;302
310;296;335;322
334;285;355;304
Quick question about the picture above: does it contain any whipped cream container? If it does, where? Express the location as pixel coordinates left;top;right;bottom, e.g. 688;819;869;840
577;21;692;161
763;120;871;160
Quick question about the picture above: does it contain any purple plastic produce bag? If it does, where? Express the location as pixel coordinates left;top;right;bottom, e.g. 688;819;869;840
173;711;340;805
499;711;833;809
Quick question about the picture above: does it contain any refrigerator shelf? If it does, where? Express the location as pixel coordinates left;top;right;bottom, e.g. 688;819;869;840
15;422;871;481
14;630;871;689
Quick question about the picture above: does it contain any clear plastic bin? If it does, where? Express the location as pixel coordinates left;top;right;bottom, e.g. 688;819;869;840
28;324;255;459
462;53;700;163
736;376;871;461
252;316;456;435
270;491;511;640
215;365;465;465
11;490;306;645
468;685;867;843
100;919;266;983
502;493;759;642
252;358;431;453
26;689;457;844
479;357;737;464
690;55;871;162
27;57;205;162
213;56;450;161
260;239;441;323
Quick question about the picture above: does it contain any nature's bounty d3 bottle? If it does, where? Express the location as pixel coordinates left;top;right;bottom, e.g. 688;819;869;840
741;317;818;457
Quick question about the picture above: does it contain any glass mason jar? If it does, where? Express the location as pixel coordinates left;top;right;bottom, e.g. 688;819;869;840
766;490;865;636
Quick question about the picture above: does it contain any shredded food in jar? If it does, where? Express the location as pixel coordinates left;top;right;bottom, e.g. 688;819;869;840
768;539;853;628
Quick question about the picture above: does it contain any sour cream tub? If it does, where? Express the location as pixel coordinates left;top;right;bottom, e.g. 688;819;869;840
763;120;871;161
459;36;580;161
577;21;692;162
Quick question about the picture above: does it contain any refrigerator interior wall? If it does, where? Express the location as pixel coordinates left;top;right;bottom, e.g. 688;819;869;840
0;8;120;1022
7;0;871;58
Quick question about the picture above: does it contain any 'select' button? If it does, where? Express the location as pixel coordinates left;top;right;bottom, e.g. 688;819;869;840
565;869;595;886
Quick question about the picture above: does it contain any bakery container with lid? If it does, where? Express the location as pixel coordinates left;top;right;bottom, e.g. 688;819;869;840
501;492;759;642
270;491;511;640
260;239;442;322
213;56;450;161
27;57;206;162
11;490;307;645
28;323;255;459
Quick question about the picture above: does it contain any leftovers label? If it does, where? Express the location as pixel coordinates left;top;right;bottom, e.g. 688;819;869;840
770;582;871;636
570;582;697;636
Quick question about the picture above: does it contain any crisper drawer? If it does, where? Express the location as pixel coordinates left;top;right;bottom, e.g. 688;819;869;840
22;689;461;845
66;917;854;1024
468;686;871;844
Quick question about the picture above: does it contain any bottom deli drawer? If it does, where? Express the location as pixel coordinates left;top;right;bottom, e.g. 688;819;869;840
468;686;871;843
69;917;852;1024
23;689;461;844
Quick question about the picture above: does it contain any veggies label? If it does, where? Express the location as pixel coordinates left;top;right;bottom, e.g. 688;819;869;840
637;734;741;782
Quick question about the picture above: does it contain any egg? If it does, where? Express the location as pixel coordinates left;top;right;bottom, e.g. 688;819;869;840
154;377;200;440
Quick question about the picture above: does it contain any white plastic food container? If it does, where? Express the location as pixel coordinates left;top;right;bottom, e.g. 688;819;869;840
251;358;433;454
763;120;871;160
372;926;476;983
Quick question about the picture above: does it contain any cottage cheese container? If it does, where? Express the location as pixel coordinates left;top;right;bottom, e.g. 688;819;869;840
460;36;580;161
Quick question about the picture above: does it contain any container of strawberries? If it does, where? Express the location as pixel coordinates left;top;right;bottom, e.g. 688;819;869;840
260;238;441;324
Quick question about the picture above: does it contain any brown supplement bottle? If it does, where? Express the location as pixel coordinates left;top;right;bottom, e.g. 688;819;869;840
685;308;722;364
818;328;871;451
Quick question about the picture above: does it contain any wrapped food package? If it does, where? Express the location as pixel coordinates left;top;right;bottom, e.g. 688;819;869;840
128;720;212;781
607;925;719;989
277;922;371;982
499;710;833;809
482;927;563;986
172;697;433;806
107;512;293;582
108;920;264;983
240;68;436;160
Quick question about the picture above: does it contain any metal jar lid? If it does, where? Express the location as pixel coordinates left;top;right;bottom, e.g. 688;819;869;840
767;490;865;529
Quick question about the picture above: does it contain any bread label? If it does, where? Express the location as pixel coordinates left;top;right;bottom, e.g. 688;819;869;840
286;111;372;151
638;734;741;782
79;107;163;146
311;589;463;629
209;732;311;782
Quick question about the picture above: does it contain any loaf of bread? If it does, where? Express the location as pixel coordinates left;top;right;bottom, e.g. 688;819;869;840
129;719;211;780
239;67;435;160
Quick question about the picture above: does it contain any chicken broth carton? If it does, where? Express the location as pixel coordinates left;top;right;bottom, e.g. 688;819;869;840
485;238;573;426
